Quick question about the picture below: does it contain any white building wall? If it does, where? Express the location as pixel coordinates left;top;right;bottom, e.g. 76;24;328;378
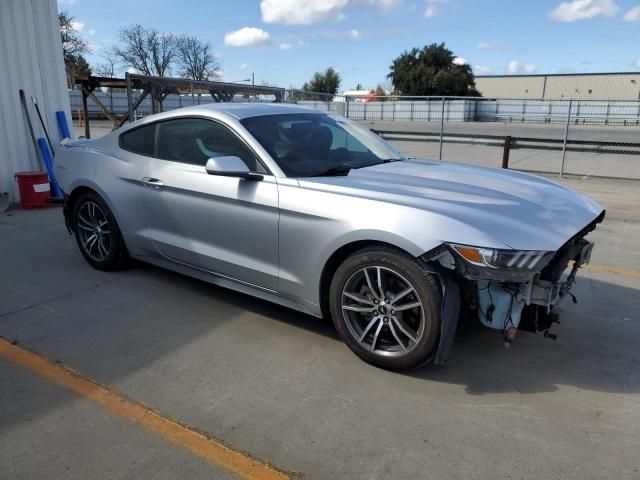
0;0;71;202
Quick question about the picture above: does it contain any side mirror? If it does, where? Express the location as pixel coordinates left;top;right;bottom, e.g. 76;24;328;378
205;156;262;181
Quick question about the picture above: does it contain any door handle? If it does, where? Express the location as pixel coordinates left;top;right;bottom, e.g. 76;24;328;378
142;177;164;189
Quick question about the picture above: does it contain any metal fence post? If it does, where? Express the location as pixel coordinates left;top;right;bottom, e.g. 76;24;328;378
560;99;572;178
439;97;445;160
502;136;513;168
190;81;195;106
125;72;133;124
345;96;350;118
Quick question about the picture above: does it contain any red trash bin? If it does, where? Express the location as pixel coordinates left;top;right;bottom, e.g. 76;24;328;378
15;171;50;209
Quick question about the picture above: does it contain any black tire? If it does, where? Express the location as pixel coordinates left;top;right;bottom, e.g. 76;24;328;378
329;246;441;371
72;191;129;271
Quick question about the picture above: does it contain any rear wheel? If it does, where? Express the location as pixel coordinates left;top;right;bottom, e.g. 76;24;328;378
329;246;441;370
73;192;129;271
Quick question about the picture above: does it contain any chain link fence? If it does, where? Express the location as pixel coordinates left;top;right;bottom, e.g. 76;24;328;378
69;74;640;180
330;96;640;180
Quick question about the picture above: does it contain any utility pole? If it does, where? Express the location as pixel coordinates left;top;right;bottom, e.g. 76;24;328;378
252;72;255;86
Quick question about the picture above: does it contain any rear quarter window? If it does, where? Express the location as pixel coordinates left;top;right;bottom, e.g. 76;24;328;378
119;124;156;156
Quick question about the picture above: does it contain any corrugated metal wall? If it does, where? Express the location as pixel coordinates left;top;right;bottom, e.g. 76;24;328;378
0;0;70;202
476;74;640;100
476;76;545;99
544;74;640;100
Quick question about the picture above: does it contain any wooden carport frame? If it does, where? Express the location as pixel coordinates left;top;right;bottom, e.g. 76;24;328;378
74;73;286;139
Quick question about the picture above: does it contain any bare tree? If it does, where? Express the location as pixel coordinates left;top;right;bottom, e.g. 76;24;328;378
177;35;221;81
59;11;89;64
115;24;177;77
59;10;90;87
93;47;119;78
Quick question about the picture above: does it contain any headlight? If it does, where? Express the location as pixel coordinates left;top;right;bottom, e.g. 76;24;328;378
448;244;554;281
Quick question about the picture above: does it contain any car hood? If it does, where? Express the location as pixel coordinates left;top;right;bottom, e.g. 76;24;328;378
298;159;604;251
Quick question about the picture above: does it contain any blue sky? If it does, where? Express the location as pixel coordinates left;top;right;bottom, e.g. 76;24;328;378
59;0;640;91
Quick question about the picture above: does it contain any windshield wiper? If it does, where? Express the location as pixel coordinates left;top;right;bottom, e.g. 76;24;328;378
307;165;353;177
381;158;404;163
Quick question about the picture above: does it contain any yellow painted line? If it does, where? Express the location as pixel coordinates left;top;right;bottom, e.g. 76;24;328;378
584;263;640;277
0;338;291;480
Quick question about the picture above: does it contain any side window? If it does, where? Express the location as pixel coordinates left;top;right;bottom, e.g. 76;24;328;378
119;124;156;156
154;118;266;173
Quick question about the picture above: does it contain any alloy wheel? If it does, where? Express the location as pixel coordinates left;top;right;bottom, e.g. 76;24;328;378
77;201;111;262
341;266;425;357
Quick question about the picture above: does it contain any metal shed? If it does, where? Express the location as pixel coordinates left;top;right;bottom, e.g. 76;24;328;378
0;0;71;203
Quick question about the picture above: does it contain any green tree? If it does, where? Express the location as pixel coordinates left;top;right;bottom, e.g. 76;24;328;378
302;67;341;100
373;84;387;100
387;43;479;96
72;55;92;77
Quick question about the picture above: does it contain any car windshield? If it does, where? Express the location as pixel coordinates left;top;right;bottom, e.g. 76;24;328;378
240;113;405;177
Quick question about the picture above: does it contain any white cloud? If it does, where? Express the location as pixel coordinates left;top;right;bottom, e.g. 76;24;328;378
224;27;271;47
279;42;293;50
474;65;492;75
506;61;520;75
632;59;640;68
506;60;537;74
126;67;137;74
476;42;490;49
349;29;361;40
87;29;96;36
240;63;248;70
624;5;640;20
261;0;400;24
298;39;310;47
57;0;78;4
261;0;348;24
453;56;466;65
70;20;84;32
424;0;448;18
550;0;619;22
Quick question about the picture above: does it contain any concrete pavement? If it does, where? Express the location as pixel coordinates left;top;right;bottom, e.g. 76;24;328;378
1;177;639;479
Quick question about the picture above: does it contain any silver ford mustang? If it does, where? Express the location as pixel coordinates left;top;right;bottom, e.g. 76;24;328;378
55;103;604;370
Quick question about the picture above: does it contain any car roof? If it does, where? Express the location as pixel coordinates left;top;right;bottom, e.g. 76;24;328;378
115;102;328;135
171;102;325;120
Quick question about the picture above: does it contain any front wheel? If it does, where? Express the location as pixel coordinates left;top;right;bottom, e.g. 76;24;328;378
73;192;129;271
329;246;441;370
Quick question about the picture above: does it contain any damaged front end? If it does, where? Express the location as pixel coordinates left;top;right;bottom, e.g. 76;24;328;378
425;211;604;363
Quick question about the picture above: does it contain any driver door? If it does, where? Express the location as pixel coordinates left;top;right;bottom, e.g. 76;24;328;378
138;117;279;290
